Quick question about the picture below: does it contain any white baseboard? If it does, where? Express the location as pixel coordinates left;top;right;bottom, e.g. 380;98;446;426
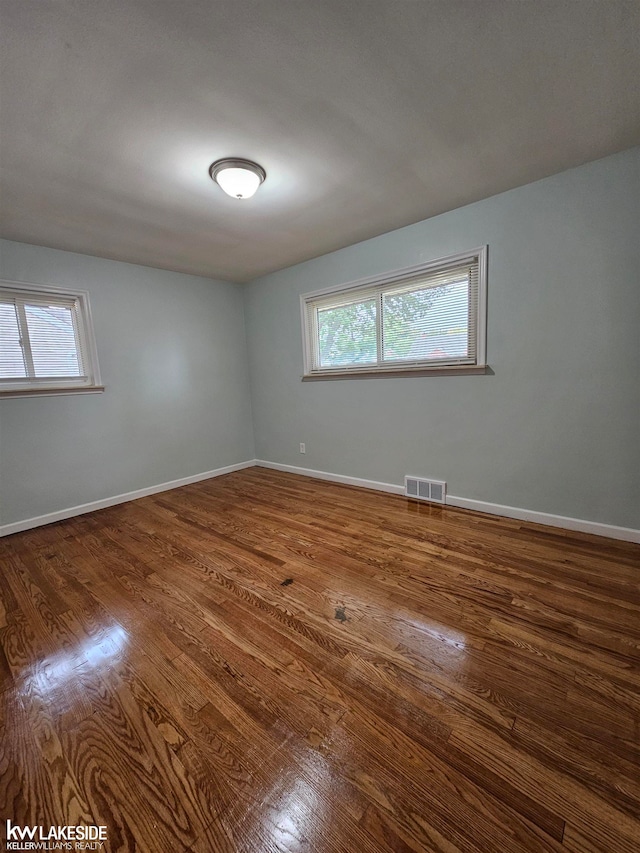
0;460;256;537
444;494;640;543
3;458;638;544
256;459;640;543
255;459;405;496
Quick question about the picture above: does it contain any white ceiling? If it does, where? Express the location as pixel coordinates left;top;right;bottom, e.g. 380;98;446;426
1;1;639;283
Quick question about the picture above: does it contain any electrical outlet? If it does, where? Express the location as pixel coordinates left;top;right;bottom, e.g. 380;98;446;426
299;443;306;454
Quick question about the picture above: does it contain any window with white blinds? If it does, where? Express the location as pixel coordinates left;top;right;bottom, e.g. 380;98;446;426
301;247;487;377
0;281;102;396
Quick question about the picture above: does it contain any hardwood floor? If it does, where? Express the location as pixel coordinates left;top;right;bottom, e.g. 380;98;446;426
1;466;639;852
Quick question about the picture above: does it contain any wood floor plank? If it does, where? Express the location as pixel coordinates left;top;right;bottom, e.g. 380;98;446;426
313;704;565;851
511;716;640;820
1;466;639;852
448;720;640;852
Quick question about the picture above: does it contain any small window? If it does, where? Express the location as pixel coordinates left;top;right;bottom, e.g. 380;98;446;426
0;280;102;397
301;247;487;378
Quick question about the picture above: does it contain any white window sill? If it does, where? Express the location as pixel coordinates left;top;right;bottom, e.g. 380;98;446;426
302;365;489;380
0;386;105;399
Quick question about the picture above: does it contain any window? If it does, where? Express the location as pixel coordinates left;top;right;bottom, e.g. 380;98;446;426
301;247;487;378
0;281;102;397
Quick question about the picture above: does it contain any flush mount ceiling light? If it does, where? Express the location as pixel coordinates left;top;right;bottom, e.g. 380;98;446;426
208;158;266;199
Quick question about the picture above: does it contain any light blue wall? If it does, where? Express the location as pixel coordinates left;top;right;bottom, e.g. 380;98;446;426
0;240;255;526
243;148;640;529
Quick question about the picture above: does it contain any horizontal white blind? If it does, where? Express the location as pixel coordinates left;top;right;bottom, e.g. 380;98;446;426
316;295;378;368
304;253;480;372
0;288;91;388
24;299;84;377
382;262;477;365
0;301;26;377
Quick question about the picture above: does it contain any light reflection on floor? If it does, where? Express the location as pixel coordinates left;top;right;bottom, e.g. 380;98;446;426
19;623;129;696
269;774;322;851
405;617;467;651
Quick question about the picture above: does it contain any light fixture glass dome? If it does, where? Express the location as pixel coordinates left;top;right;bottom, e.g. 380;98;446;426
209;158;266;199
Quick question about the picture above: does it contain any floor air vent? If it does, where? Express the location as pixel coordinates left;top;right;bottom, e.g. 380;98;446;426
405;476;447;504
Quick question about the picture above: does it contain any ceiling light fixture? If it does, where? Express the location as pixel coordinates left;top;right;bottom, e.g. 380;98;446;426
208;158;266;199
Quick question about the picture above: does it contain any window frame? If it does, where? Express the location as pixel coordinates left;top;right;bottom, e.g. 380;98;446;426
300;246;488;379
0;279;103;398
